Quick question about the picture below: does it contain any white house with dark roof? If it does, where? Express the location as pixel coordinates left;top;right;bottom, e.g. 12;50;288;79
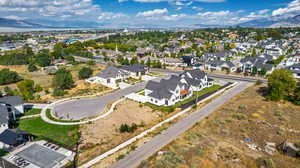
0;96;24;132
120;64;149;78
144;69;213;106
87;66;129;88
205;60;237;72
287;63;300;79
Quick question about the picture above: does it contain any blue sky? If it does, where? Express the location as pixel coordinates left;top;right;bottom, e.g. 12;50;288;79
0;0;299;27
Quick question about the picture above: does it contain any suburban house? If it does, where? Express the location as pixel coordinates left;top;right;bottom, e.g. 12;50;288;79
265;47;284;58
1;140;75;168
240;56;274;74
0;96;24;132
87;66;129;86
0;96;24;116
120;64;149;78
144;69;213;106
284;54;300;67
162;58;183;66
0;129;34;150
205;60;237;72
182;55;197;66
0;105;11;131
287;63;300;79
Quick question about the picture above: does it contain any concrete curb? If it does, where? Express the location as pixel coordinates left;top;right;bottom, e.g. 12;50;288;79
40;98;125;125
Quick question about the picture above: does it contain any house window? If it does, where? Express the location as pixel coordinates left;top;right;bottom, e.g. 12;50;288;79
151;99;153;102
155;100;158;103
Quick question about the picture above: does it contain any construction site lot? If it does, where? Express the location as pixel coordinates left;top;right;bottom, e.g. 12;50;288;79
139;85;300;168
78;99;168;165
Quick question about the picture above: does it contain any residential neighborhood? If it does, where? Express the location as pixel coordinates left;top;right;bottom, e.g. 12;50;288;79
0;2;300;166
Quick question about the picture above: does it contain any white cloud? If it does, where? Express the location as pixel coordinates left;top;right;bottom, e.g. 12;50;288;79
272;0;300;16
0;0;102;20
98;12;127;20
136;8;168;17
197;10;230;17
121;0;225;3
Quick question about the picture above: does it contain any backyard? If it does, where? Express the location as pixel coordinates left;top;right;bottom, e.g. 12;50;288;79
18;117;79;149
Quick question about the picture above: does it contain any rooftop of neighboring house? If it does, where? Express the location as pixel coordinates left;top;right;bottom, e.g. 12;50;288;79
2;140;75;168
0;129;31;146
120;64;147;73
0;96;23;107
0;105;9;125
97;66;128;79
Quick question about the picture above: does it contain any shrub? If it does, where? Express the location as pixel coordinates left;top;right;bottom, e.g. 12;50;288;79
0;68;22;85
78;67;93;80
256;157;274;168
52;68;74;90
28;63;38;72
53;88;65;97
119;123;138;133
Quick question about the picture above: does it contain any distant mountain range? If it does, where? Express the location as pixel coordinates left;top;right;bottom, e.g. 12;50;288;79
0;14;300;29
0;18;49;28
236;14;300;28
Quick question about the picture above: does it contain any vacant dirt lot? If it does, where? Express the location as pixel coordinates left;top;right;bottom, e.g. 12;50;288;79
141;85;300;168
78;99;162;164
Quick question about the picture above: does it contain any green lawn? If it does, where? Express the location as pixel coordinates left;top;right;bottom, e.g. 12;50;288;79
24;108;41;116
18;117;79;149
144;85;221;113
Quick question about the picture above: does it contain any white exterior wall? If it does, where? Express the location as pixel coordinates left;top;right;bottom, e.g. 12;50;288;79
14;104;24;114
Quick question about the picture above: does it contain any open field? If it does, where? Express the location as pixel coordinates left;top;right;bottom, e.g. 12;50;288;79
18;117;79;149
78;99;162;164
0;63;104;90
140;85;300;168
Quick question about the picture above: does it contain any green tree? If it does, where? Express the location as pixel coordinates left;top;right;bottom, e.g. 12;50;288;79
28;63;38;72
78;67;93;79
35;50;51;67
252;67;258;76
0;68;22;85
52;68;74;90
130;57;139;65
293;83;300;105
267;69;296;101
17;79;41;100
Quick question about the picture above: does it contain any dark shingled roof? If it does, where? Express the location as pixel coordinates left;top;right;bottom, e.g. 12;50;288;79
17;144;66;168
121;64;147;73
145;69;209;100
0;105;9;125
96;66;128;79
0;96;23;106
0;129;28;146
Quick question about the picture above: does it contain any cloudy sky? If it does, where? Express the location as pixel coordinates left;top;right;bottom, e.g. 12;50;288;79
0;0;300;27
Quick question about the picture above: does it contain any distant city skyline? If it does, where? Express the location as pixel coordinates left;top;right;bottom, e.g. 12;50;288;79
0;0;299;28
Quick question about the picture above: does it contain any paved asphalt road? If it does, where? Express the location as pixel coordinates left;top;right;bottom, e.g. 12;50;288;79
151;68;268;83
53;69;263;120
53;77;164;120
53;82;146;120
108;82;252;168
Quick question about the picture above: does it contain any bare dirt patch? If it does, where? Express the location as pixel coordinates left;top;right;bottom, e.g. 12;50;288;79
78;99;161;164
141;85;300;168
